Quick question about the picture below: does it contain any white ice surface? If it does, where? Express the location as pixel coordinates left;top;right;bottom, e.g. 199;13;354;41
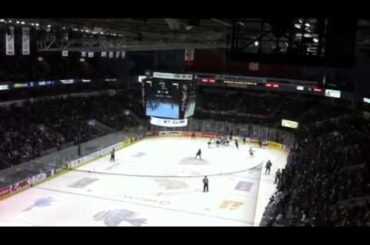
0;137;287;226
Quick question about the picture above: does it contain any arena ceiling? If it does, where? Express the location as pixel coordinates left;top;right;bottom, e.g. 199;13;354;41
9;18;370;53
24;18;233;51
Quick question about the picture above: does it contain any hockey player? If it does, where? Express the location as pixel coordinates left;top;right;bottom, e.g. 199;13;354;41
191;131;196;140
265;160;272;175
216;139;220;147
208;139;212;148
110;148;115;162
275;168;281;184
243;136;246;145
235;139;239;149
195;148;202;160
249;147;255;157
203;176;209;192
259;140;263;148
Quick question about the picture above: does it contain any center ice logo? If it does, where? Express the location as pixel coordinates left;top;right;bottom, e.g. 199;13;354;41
155;179;188;190
23;197;55;212
93;209;147;226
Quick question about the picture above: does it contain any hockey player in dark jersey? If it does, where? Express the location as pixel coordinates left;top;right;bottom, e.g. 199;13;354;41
110;148;115;162
195;148;202;160
274;168;281;184
235;139;239;149
265;160;272;175
203;176;209;192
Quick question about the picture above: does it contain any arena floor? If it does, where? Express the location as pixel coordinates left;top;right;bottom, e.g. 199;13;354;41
0;136;288;226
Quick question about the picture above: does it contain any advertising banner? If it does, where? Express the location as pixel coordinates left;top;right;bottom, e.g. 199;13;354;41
11;178;31;193
31;172;47;185
22;27;30;55
5;26;15;56
0;186;11;199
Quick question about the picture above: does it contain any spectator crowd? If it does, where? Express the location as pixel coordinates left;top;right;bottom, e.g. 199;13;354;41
0;91;141;170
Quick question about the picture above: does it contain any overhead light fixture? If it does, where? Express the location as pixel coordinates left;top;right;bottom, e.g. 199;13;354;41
37;57;43;62
237;21;245;26
254;41;259;46
294;23;301;29
16;21;20;24
80;58;85;62
0;19;5;22
35;23;39;27
20;21;25;25
305;23;310;27
185;25;193;30
299;19;303;23
313;38;319;43
8;20;12;23
47;24;51;28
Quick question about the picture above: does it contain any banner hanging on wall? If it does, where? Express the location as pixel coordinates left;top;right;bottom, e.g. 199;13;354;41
5;26;15;56
22;27;30;55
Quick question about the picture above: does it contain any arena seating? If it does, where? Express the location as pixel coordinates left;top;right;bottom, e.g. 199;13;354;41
0;91;141;170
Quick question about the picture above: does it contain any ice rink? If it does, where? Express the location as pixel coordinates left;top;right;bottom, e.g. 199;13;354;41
0;136;288;226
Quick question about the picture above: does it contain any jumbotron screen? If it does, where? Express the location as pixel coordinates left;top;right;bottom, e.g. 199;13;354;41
142;72;196;120
146;99;180;119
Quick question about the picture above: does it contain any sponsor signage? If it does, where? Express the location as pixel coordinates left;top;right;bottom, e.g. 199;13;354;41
105;78;117;82
158;131;182;136
31;172;47;185
281;119;299;129
0;84;9;90
150;117;188;127
14;83;28;88
0;186;10;198
296;85;304;91
60;79;74;84
152;72;193;80
325;89;341;98
11;178;31;193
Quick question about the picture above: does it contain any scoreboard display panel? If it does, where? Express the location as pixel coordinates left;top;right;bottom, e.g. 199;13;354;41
143;72;196;119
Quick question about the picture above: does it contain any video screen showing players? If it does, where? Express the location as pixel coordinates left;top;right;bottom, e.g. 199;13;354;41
145;99;180;119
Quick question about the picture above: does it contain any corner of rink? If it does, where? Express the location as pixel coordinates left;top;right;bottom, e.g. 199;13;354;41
252;148;288;226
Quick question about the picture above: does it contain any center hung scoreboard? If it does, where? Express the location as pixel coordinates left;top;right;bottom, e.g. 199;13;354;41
142;72;197;127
